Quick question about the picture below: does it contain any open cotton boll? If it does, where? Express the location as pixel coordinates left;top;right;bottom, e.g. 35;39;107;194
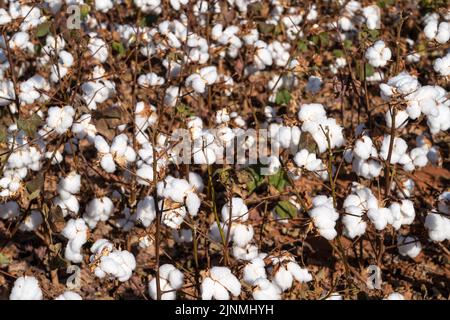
438;192;450;214
54;291;82;300
10;276;43;300
87;36;108;63
363;5;381;30
62;218;88;263
380;72;420;101
385;109;409;129
397;235;422;259
19;210;43;232
380;135;408;164
231;223;254;247
95;0;113;12
385;292;405;300
221;197;249;222
83;197;114;229
136;196;156;227
149;264;184;300
186;192;201;216
161;200;187;229
90;239;136;282
201;267;241;300
365;40;391;67
435;22;450;44
308;196;339;240
137;72;165;87
58;172;81;195
100;153;116;173
232;243;258;261
254;41;273;70
367;207;390;230
424;212;450;242
188;172;204;193
46;106;75;134
243;257;267;285
433;53;450;76
354;136;373;160
306;76;322;94
253;278;281;300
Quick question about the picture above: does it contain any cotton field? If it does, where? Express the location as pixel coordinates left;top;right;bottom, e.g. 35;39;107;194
0;0;449;301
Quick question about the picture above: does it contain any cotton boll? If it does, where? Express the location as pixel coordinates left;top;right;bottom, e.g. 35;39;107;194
306;76;322;94
363;5;381;30
136;164;154;185
19;210;43;232
253;278;281;300
100;153;116;173
58;172;81;195
433;53;450;76
136;196;156;227
161;200;187;229
88;37;108;63
202;267;241;300
46;106;75;134
365;41;391;67
243;257;267;285
308;196;339;240
149;264;184;300
385;109;409;129
298;103;327;123
385;292;405;300
435;22;450;44
54;291;82;300
10;276;43;300
62;218;88;263
367;208;390;230
0;201;20;219
83;197;114;229
286;262;312;283
232;243;258;261
424;212;450;242
397;235;422;259
185;192;201;216
221;197;249;222
438;192;450;214
273;265;293;292
354;136;373;160
188;172;204;192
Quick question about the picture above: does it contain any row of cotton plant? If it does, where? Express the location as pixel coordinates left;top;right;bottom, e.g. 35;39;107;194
0;0;448;301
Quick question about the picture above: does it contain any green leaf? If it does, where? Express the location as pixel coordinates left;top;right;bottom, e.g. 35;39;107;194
343;39;353;50
275;200;298;219
319;32;329;47
275;88;291;105
268;169;288;191
297;40;308;52
35;22;51;37
368;29;380;40
310;35;319;45
246;166;265;193
257;22;275;35
80;4;90;20
332;49;344;58
112;41;125;56
365;63;375;77
17;114;42;137
0;253;10;266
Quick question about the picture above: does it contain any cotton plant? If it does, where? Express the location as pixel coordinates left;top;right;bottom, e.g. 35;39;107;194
185;66;218;94
81;66;116;110
365;40;391;67
46;105;75;135
423;12;450;44
148;264;184;300
343;134;382;179
201;266;241;300
89;239;136;282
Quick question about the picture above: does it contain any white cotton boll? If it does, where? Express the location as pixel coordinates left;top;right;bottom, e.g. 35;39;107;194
137;73;165;87
186;192;201;216
438;192;450;214
342;206;366;239
232;243;258;261
385;292;405;300
83;197;114;229
435;22;450;44
62;218;87;263
46;106;75;134
354;136;373;160
100;153;116;173
397;235;421;259
253;279;281;300
400;200;415;225
221;197;249;222
308;199;338;240
243;257;266;285
88;37;108;63
294;149;309;167
365;40;392;67
193;146;216;164
19;211;43;232
54;291;82;300
363;5;381;30
0;9;11;25
136;196;156;227
424;15;438;40
367;208;390;231
136;164;154;185
254;45;273;70
424;213;450;242
10;276;43;300
433;53;450;76
273;266;293;292
189;172;204;192
161;202;186;229
231;224;254;247
95;0;113;12
410;147;428;168
59;172;81;195
385;109;409;129
380;135;408;164
286;262;312;283
202;267;241;300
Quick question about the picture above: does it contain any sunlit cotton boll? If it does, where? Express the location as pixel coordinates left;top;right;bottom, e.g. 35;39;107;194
365;40;391;67
201;267;241;300
83;197;114;228
433;52;450;76
46;105;75;134
243;257;267;285
221;197;249;222
62;218;88;263
10;276;43;300
54;291;82;300
148;264;184;300
19;210;43;232
253;279;281;300
424;212;450;242
397;235;422;259
136;196;156;227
